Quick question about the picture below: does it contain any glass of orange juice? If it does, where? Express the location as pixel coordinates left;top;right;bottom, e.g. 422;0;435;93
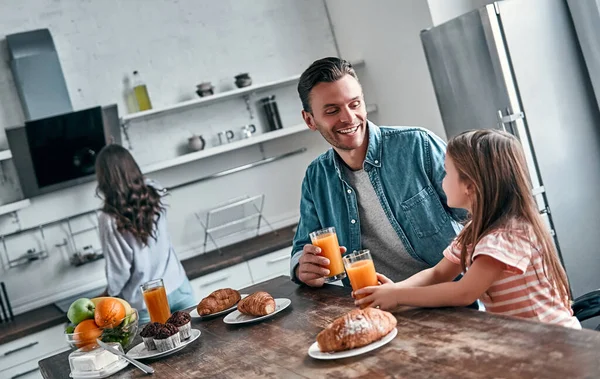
309;227;347;283
141;278;171;323
343;250;378;309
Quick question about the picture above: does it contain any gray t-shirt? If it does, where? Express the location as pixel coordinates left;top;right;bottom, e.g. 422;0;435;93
99;190;187;312
342;165;430;281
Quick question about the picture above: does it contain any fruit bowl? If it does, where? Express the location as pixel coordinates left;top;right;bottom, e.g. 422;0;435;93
65;308;139;350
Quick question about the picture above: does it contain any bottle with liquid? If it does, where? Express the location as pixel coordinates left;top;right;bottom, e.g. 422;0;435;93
133;70;152;111
123;76;138;114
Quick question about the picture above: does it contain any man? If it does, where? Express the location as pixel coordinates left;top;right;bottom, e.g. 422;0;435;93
290;57;464;288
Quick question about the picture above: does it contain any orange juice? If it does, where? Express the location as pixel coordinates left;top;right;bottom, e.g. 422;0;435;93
347;260;378;295
312;232;345;278
141;281;171;323
343;250;378;309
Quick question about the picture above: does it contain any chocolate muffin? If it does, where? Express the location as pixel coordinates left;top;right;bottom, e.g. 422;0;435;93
153;323;181;352
167;311;192;340
139;322;162;350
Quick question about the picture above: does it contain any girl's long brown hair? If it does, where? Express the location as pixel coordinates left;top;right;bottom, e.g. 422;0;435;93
95;144;165;245
447;129;571;307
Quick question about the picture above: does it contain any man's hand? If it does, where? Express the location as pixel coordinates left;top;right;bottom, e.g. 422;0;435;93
295;244;347;287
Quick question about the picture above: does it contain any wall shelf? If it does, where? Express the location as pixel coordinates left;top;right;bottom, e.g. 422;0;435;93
0;150;12;161
141;104;377;174
0;199;31;216
121;60;365;124
142;124;309;173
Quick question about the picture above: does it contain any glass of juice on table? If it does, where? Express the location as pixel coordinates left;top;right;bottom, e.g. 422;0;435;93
309;227;347;282
343;250;378;309
141;278;171;323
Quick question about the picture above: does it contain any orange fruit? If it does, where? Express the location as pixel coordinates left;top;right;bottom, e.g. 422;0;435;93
73;319;102;348
94;298;126;329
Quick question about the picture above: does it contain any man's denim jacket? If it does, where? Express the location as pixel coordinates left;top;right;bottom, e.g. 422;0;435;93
290;122;464;285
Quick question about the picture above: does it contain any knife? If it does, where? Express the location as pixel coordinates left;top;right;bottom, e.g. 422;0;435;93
96;339;154;375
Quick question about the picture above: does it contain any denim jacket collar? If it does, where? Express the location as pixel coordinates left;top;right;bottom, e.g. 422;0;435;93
332;121;382;178
364;121;383;168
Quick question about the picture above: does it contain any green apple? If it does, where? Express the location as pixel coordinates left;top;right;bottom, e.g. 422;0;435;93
67;298;95;325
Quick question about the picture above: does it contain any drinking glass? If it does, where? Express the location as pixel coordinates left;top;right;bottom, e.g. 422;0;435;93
141;278;171;323
309;227;346;283
343;250;378;308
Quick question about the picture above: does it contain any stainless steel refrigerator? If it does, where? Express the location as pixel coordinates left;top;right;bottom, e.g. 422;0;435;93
569;0;600;123
420;0;600;326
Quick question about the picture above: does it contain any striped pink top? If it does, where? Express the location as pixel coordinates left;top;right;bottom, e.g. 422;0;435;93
443;219;581;329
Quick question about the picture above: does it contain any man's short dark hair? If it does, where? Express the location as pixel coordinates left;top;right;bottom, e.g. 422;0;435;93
297;57;359;113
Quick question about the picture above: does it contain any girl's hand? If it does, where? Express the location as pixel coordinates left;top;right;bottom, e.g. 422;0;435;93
377;273;393;285
354;283;399;310
351;272;392;298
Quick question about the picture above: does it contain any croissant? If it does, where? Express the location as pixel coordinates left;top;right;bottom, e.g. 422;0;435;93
196;288;241;316
237;291;276;316
316;307;397;352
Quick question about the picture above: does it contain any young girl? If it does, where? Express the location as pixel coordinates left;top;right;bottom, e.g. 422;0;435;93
354;129;581;329
95;144;195;323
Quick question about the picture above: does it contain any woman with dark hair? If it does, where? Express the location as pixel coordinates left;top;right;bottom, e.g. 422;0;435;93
95;144;194;323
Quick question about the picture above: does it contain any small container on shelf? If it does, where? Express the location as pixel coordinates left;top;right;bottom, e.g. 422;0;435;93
234;73;252;88
196;82;214;97
188;135;206;152
259;95;283;131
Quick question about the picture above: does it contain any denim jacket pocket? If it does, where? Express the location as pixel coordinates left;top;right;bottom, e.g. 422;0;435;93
401;186;449;238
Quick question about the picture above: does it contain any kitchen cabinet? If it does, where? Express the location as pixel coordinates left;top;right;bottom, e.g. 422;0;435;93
0;323;69;378
246;247;291;284
2;359;44;379
189;246;292;300
189;262;254;301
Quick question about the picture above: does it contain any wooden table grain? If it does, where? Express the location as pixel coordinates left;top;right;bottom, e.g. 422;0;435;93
39;276;600;379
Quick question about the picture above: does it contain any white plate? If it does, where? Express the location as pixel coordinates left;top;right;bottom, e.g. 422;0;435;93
223;298;291;325
126;328;201;360
189;294;248;319
308;327;398;360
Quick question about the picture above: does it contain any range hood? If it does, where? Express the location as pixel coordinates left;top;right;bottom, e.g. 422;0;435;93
7;28;73;121
5;28;121;198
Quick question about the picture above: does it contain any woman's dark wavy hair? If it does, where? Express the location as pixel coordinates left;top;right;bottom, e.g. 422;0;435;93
95;144;165;245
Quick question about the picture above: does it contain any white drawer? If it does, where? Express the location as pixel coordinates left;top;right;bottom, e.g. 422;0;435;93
247;246;292;284
0;357;45;379
190;262;253;301
0;324;70;372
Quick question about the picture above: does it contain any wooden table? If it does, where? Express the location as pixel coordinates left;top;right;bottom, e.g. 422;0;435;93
39;276;600;378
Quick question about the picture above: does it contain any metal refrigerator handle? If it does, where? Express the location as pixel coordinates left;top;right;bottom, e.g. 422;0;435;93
531;186;545;197
497;109;525;131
